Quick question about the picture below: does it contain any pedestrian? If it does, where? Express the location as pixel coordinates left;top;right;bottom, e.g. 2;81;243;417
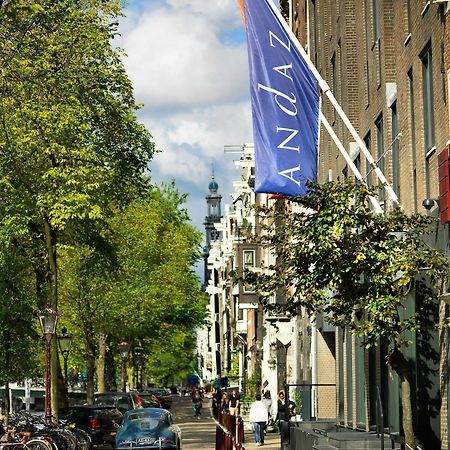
261;390;273;432
221;393;229;414
276;390;296;424
249;393;268;446
228;389;240;416
261;390;272;417
192;390;203;419
213;387;223;417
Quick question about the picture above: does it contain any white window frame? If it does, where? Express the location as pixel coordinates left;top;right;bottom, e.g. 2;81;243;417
243;249;256;293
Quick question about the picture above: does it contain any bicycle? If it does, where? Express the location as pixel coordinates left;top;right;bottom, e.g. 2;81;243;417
0;430;54;450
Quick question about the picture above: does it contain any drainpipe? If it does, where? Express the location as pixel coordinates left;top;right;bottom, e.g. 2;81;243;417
310;316;317;419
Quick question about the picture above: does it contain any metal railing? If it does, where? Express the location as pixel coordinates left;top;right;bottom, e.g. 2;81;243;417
213;399;245;450
375;386;384;450
282;383;336;449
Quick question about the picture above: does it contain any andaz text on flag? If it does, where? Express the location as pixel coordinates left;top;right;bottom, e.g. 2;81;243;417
243;0;320;197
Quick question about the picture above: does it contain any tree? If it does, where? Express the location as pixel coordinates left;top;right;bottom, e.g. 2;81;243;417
250;181;449;449
58;185;207;398
0;0;155;414
0;244;40;421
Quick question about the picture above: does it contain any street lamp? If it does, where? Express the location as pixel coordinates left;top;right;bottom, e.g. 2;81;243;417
133;346;144;391
38;305;58;424
57;327;72;386
118;340;130;392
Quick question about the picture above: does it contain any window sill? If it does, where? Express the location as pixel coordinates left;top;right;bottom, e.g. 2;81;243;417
426;145;436;159
404;33;412;47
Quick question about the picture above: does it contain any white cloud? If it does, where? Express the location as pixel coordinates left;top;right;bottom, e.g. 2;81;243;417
119;4;249;109
142;101;252;182
119;0;253;238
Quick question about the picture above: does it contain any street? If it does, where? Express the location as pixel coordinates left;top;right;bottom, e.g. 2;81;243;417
170;396;281;450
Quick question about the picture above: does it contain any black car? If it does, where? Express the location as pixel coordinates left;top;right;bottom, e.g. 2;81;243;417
94;392;142;413
63;405;123;448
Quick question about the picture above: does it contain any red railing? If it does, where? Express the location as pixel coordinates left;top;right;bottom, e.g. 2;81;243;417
214;401;245;450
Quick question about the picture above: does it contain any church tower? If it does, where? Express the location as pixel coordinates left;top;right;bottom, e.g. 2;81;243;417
203;173;222;285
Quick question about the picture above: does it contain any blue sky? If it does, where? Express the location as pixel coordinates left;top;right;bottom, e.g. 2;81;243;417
117;1;254;258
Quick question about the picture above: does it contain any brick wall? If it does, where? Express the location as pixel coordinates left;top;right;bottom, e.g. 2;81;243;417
304;0;450;446
316;331;336;419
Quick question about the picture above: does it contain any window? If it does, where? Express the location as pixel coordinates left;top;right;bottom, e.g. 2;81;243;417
342;165;348;180
242;249;256;293
372;0;382;86
364;0;371;103
372;0;380;42
364;133;372;186
331;52;337;122
421;43;435;197
238;305;244;321
406;0;412;39
375;115;384;200
408;69;418;212
391;101;400;199
421;43;435;154
354;154;361;175
312;0;319;65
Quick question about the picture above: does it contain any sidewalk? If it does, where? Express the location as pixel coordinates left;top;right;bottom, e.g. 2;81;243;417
172;396;216;449
244;429;281;449
172;395;282;449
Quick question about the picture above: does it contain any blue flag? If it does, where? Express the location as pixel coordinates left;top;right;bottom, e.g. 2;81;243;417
243;0;320;196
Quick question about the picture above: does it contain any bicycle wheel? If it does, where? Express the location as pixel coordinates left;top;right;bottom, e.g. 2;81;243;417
25;439;54;450
72;429;91;450
56;430;77;450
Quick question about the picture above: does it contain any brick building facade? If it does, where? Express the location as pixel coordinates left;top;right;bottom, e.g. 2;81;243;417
292;0;450;448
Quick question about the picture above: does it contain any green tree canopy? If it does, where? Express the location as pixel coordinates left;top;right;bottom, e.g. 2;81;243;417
59;185;207;392
0;0;155;414
0;0;155;301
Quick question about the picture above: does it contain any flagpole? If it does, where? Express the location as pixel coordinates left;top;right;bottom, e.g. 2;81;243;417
264;0;401;208
321;112;383;213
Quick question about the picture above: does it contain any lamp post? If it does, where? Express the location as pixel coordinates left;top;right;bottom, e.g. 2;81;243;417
118;340;130;392
133;346;144;391
57;327;73;387
38;305;58;424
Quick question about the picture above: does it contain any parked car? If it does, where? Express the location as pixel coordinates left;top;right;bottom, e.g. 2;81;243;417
141;388;172;410
137;393;163;409
115;408;181;450
94;392;142;413
62;405;123;448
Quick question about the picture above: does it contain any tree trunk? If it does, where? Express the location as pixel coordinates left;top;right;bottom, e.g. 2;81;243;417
3;382;10;428
96;335;107;393
105;344;117;392
390;347;415;449
86;351;95;405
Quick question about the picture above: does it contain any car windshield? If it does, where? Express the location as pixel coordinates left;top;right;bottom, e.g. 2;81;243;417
95;395;128;408
140;397;159;408
126;412;165;429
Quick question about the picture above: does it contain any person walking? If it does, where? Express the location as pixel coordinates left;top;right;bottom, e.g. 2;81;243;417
249;394;268;446
228;389;240;416
276;390;296;422
221;393;229;414
192;390;203;419
261;390;273;432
